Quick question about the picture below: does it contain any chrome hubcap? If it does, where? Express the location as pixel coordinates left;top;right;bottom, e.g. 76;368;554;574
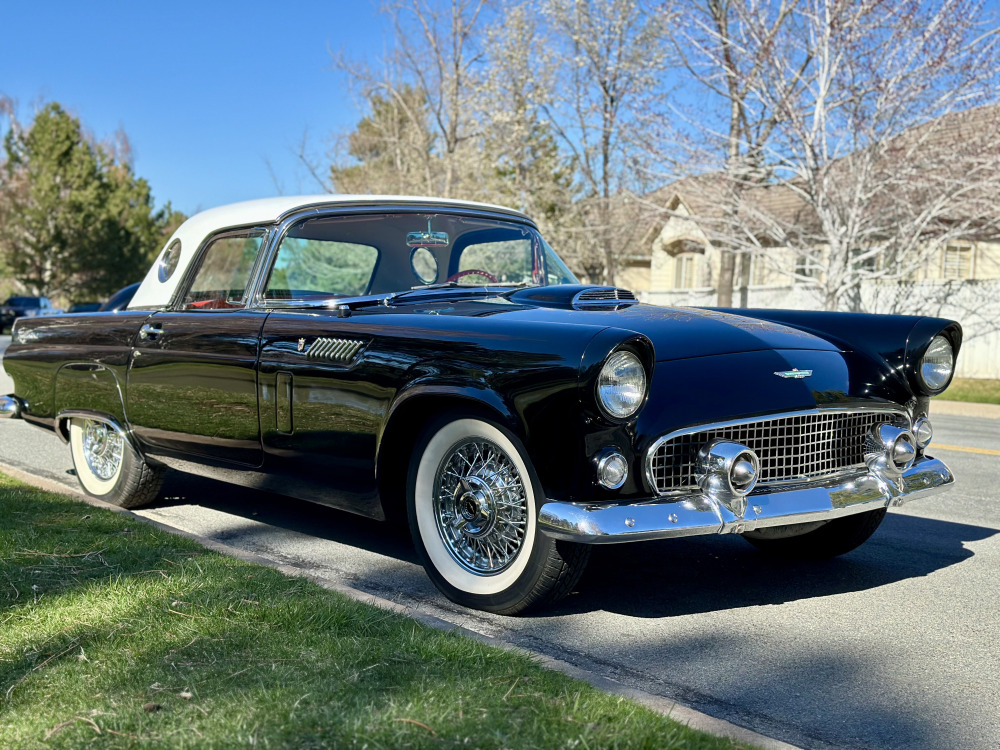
433;438;528;575
82;419;123;481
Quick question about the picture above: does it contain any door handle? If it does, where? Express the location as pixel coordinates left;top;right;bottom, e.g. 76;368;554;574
139;323;162;340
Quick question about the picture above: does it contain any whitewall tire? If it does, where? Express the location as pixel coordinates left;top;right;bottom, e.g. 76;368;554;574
407;414;589;614
68;417;165;508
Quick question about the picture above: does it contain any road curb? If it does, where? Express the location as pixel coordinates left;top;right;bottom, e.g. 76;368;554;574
0;459;800;750
932;399;1000;419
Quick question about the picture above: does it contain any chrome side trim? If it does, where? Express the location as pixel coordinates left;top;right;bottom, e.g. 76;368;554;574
644;404;909;495
54;409;135;452
0;395;24;419
540;455;953;544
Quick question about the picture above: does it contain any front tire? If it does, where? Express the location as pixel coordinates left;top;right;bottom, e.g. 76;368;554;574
407;415;589;614
742;508;888;559
69;417;165;508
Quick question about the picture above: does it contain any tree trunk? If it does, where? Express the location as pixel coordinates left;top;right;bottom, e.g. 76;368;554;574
717;250;735;307
737;251;751;308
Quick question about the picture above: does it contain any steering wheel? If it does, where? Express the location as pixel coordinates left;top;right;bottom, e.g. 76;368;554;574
445;268;499;284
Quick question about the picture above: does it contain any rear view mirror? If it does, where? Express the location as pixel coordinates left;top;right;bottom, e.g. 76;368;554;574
407;219;449;247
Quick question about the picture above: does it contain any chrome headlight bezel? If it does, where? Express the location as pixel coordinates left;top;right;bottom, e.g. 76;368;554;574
596;349;648;420
917;334;955;394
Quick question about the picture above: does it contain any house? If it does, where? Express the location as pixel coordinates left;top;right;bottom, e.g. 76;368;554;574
623;105;1000;378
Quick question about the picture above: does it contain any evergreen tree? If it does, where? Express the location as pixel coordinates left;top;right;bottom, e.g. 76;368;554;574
0;103;172;300
329;85;438;195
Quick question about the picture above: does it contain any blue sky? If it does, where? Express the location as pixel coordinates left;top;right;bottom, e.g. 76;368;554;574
0;1;392;216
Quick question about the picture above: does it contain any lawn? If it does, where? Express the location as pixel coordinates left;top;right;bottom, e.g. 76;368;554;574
0;475;749;750
938;378;1000;405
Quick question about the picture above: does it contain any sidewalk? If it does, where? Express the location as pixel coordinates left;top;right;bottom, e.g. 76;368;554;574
932;399;1000;419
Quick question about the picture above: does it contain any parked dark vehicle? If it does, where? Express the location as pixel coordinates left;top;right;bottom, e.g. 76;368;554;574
0;296;63;333
0;196;961;614
98;282;140;312
68;302;102;313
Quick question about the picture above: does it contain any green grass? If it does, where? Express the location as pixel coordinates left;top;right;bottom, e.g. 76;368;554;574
0;475;749;750
937;378;1000;404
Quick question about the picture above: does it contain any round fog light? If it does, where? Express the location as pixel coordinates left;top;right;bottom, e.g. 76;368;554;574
913;416;933;449
596;450;628;490
865;424;916;478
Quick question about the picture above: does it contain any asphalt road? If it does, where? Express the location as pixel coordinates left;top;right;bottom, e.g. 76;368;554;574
1;334;998;749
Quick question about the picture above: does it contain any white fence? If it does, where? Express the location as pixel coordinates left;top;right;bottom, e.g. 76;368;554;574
643;279;1000;379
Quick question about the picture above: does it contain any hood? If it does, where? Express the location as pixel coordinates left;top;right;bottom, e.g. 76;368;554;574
499;286;840;361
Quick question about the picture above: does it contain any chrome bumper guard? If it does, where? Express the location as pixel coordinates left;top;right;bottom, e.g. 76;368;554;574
0;395;23;420
539;455;953;544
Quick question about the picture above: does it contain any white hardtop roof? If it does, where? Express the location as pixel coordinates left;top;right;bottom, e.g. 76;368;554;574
186;194;529;229
128;194;530;310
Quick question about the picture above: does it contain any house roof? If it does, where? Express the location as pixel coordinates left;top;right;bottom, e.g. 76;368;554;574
653;102;1000;246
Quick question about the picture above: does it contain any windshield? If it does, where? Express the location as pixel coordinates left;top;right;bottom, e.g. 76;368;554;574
263;213;577;303
5;297;40;307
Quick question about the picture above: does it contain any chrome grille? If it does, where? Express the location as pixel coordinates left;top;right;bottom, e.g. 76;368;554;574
646;409;906;495
306;337;365;363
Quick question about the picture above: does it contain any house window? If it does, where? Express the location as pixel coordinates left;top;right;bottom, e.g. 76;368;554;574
795;253;822;280
674;254;697;288
942;244;974;280
751;255;769;286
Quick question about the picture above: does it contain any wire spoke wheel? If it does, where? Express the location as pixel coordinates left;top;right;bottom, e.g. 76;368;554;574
409;415;590;614
68;416;164;507
433;438;528;575
81;419;124;481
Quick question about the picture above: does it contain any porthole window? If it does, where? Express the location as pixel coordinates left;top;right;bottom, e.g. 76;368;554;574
410;246;439;285
158;239;181;283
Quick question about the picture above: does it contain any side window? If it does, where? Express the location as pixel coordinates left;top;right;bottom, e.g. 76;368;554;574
458;239;534;284
181;231;265;310
265;237;379;300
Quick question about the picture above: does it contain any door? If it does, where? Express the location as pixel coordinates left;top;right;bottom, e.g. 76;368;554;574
127;228;269;466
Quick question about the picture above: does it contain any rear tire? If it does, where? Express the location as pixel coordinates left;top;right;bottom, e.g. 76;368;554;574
69;417;165;509
407;414;589;614
742;508;887;559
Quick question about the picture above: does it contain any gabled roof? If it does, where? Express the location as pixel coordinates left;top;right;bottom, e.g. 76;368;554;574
653;102;1000;246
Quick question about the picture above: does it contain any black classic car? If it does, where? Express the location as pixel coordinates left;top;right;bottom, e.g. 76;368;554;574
0;196;960;613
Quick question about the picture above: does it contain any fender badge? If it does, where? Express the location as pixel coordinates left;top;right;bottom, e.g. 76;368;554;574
774;368;813;379
297;338;306;352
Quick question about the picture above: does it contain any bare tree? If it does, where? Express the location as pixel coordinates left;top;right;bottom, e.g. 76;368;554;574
663;0;806;306
541;0;669;284
329;84;438;195
330;0;490;197
474;2;575;228
659;0;1000;311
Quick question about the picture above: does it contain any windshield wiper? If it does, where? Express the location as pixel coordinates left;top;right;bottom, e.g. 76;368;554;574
387;281;533;305
265;282;536;314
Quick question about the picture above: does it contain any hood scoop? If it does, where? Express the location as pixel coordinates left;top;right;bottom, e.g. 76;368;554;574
572;287;638;310
507;284;638;311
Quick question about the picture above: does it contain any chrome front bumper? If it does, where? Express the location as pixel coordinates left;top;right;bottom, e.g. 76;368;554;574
539;455;953;543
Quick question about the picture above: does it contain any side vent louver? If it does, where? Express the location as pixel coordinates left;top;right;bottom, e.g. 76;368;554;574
572;287;638;310
306;337;366;364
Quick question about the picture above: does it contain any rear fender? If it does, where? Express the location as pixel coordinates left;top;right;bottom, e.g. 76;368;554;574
53;364;127;441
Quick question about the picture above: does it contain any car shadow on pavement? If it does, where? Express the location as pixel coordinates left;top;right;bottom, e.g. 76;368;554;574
152;467;997;620
153;469;419;563
543;512;997;618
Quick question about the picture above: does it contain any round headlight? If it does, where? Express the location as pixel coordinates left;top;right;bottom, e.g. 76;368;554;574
597;350;647;419
919;335;954;392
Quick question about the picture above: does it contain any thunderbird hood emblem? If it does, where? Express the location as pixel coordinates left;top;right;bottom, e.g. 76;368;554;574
774;368;813;379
